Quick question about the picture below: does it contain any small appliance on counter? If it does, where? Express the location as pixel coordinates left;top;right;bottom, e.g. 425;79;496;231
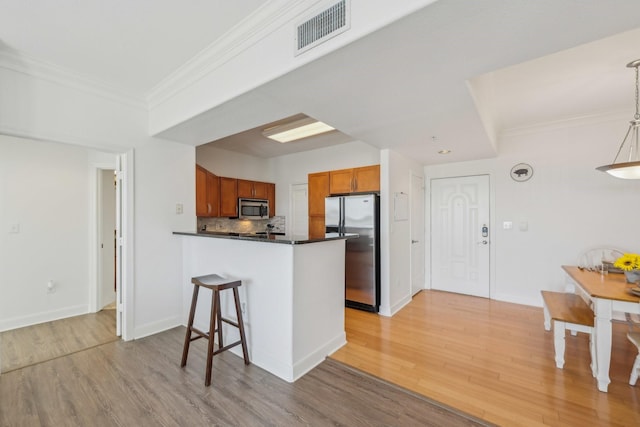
326;193;380;312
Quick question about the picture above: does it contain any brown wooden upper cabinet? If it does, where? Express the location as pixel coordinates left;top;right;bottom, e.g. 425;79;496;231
196;165;276;218
267;183;276;217
237;179;268;199
219;177;238;217
307;171;330;239
329;165;380;194
195;165;219;217
308;165;379;238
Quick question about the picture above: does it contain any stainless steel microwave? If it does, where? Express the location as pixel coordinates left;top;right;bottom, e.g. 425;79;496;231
238;198;269;219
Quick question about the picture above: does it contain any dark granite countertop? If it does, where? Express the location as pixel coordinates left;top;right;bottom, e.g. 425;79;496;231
172;230;357;245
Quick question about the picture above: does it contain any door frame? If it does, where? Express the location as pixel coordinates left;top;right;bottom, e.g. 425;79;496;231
425;173;496;299
88;150;134;340
410;173;425;295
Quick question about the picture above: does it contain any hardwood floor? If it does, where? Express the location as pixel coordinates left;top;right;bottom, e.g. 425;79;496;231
0;309;117;373
0;325;490;426
4;291;639;426
330;290;640;427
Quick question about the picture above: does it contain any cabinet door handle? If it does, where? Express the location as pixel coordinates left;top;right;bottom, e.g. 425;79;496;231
354;176;357;191
207;203;211;214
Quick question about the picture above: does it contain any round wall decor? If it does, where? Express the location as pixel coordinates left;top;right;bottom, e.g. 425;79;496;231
510;163;533;182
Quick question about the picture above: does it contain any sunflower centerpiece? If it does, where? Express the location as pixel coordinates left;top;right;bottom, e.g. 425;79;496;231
614;253;640;284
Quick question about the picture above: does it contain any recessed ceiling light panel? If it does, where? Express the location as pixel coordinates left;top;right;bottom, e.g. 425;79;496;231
263;117;335;143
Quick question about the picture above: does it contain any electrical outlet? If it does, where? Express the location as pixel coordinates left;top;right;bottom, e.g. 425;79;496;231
241;302;246;314
47;280;56;294
175;203;183;214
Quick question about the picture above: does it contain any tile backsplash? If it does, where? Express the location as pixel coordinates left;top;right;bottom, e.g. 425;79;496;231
197;216;286;234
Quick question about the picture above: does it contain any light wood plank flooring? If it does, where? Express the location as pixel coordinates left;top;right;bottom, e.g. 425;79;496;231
0;325;490;426
330;290;640;427
0;309;117;373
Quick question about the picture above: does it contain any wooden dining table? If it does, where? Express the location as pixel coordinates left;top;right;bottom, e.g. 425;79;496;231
562;265;640;392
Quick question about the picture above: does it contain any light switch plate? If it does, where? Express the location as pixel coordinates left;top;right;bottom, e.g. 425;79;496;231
503;221;512;230
10;224;20;233
176;203;183;214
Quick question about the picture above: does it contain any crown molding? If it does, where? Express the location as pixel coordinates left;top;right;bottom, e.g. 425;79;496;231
0;123;130;153
499;109;630;138
146;0;328;110
0;49;146;110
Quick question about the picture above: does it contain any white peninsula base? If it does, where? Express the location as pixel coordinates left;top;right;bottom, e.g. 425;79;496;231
178;234;347;382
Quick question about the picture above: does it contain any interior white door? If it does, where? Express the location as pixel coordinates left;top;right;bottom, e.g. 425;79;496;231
411;174;425;295
114;157;123;337
290;183;308;235
431;175;490;297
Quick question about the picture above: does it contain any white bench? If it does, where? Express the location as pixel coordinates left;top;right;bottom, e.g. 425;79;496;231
541;290;596;376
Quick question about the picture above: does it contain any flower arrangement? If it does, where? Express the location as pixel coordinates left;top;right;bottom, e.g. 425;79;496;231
614;253;640;271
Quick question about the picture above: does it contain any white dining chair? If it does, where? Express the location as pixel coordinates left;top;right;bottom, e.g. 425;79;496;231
626;313;640;386
627;332;640;385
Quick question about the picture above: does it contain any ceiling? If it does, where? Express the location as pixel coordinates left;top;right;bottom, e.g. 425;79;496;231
2;0;640;165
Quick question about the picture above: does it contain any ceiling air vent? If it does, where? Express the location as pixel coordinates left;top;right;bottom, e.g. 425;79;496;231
295;0;350;56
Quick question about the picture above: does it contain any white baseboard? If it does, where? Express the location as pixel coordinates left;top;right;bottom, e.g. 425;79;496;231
491;292;541;308
380;294;412;317
228;332;347;383
292;332;347;382
0;304;88;332
134;315;181;339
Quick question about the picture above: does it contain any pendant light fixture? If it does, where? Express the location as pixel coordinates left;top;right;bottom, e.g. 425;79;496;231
596;59;640;179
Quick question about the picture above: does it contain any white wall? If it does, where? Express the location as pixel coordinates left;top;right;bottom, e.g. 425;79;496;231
0;135;112;330
424;116;640;307
0;60;196;339
196;144;273;182
379;149;425;316
149;0;436;138
0;55;146;153
132;140;196;338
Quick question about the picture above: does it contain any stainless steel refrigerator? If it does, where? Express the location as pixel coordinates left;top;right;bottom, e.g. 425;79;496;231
325;194;380;312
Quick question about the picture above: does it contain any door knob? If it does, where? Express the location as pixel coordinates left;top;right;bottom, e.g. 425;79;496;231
411;239;419;244
477;240;488;245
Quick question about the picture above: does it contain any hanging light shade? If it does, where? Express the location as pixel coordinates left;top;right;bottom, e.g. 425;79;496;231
596;59;640;179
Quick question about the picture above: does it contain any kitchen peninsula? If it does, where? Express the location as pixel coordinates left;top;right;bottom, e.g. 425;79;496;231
173;231;355;382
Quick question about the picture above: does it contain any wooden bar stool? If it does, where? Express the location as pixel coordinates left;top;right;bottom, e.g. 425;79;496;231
180;274;250;386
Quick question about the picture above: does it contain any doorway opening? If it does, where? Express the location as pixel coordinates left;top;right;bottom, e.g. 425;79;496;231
90;151;133;340
98;169;116;311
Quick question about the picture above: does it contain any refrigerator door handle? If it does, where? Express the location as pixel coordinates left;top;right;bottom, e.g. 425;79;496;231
339;197;345;234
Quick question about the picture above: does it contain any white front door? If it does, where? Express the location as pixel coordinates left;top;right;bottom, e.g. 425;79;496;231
431;175;490;297
411;174;425;295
